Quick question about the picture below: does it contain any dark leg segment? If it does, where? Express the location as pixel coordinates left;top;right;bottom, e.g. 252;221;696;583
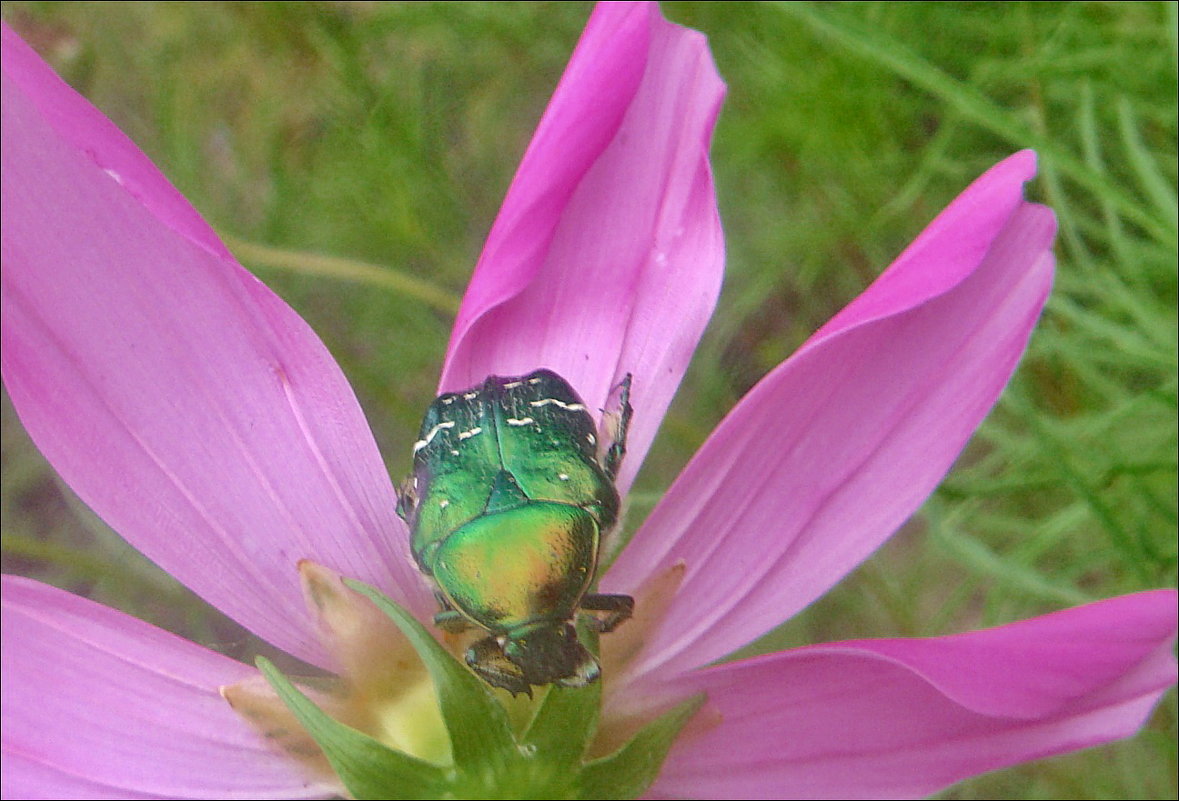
580;592;635;632
431;591;474;633
601;373;633;481
432;609;474;633
466;636;532;697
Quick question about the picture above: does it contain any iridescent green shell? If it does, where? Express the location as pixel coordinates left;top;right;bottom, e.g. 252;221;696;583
397;369;633;695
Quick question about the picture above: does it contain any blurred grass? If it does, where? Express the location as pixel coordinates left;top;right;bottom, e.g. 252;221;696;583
1;2;1175;798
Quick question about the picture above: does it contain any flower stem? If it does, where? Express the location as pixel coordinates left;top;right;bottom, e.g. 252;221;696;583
222;234;461;314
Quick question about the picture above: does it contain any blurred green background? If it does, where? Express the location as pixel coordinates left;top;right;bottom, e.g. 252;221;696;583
2;2;1175;798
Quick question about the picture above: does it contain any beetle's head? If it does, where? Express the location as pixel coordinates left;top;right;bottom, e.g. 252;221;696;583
505;622;600;688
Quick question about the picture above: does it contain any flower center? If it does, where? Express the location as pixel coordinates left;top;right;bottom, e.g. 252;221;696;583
365;669;451;764
222;561;452;785
223;560;704;799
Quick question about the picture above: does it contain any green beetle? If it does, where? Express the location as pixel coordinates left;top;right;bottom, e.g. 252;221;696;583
397;368;635;696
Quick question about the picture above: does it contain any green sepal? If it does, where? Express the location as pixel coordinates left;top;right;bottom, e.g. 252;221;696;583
255;656;446;799
339;580;705;800
344;580;517;770
576;695;706;800
522;681;601;770
521;645;601;768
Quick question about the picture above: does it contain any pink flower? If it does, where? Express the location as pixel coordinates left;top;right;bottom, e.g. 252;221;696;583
2;3;1175;800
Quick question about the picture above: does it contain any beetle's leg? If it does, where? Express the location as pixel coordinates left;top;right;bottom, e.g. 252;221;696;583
600;373;633;480
432;609;473;633
431;591;475;633
395;476;417;520
580;592;635;633
466;636;532;698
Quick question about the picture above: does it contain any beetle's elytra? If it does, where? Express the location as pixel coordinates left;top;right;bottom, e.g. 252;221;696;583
397;368;634;696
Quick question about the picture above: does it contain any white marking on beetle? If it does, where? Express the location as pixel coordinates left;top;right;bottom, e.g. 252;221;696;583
503;380;524;389
463;391;479;400
450;449;460;455
528;377;542;385
530;398;585;411
586;433;596;445
506;416;535;426
413;420;456;453
558;473;570;481
441;397;455;405
457;426;483;440
439;499;450;509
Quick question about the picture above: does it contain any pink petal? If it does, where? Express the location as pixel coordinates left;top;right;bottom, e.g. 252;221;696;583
0;24;231;264
646;591;1178;800
438;2;726;495
1;26;431;669
0;576;334;800
606;153;1057;679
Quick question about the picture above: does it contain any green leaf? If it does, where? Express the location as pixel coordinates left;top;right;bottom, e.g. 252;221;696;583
1116;97;1178;224
778;2;1177;248
255;656;446;799
576;695;706;800
344;580;519;775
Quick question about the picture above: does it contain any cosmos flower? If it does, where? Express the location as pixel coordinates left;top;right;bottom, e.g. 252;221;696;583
2;3;1175;800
